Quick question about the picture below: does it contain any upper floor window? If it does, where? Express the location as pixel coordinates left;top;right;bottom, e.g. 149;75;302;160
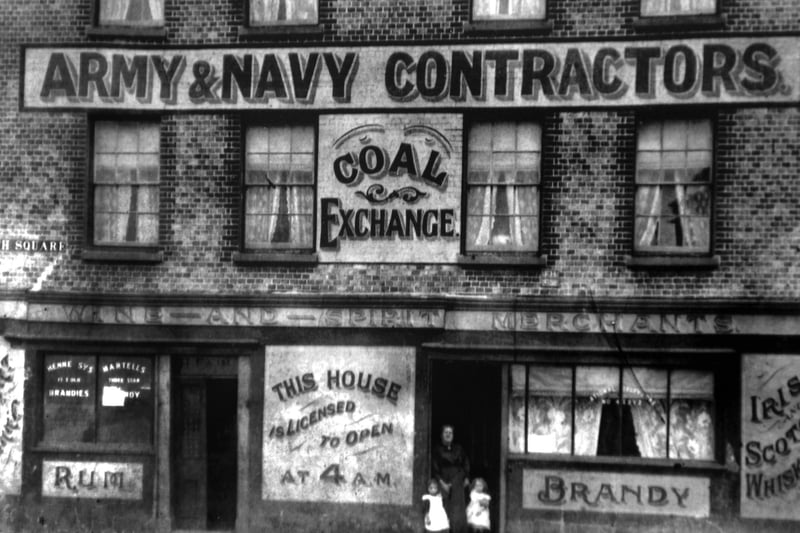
250;0;318;25
509;364;715;461
635;119;712;254
465;121;540;254
93;120;160;247
473;0;546;20
244;124;315;251
99;0;164;26
641;0;715;17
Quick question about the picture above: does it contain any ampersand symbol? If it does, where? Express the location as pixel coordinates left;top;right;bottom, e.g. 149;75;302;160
189;60;218;100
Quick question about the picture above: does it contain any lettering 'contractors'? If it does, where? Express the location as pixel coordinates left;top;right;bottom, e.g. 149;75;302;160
385;44;783;102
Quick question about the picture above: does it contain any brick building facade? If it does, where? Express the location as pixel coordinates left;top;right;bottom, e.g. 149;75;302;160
1;0;800;532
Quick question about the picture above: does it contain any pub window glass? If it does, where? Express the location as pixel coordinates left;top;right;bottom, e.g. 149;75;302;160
473;0;546;20
93;121;160;246
635;119;712;253
98;0;164;26
250;0;318;25
466;121;540;253
244;124;315;250
43;355;96;443
641;0;715;17
509;364;715;461
98;356;154;443
43;355;154;445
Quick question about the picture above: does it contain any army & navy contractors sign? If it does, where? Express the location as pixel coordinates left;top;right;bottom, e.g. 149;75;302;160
22;37;798;110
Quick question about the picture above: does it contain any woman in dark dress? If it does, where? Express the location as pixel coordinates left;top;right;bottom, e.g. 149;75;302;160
432;425;470;533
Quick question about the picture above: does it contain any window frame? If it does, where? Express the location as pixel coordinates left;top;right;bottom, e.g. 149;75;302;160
87;0;167;39
639;0;718;18
466;0;552;35
240;0;323;38
459;114;547;267
627;112;719;269
507;360;723;466
234;115;319;264
35;352;156;454
633;0;725;31
84;115;163;263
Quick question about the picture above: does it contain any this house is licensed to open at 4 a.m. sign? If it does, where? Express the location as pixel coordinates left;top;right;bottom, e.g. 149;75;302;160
3;1;800;531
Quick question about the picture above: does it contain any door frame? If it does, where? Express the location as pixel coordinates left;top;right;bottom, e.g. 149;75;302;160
154;353;252;533
428;357;506;533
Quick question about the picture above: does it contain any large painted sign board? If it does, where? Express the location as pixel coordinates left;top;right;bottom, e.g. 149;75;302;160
741;354;800;520
262;346;415;504
22;38;798;110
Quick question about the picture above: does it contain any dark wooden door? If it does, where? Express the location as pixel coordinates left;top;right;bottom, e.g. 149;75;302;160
175;380;207;530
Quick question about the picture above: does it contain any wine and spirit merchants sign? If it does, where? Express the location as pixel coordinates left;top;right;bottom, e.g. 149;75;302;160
22;37;798;111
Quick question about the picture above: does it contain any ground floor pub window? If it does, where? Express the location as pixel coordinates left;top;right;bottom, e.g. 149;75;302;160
43;355;154;445
508;364;715;460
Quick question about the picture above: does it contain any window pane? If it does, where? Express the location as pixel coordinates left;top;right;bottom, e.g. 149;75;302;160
99;0;164;26
473;0;546;20
98;356;154;444
623;368;667;458
641;0;715;16
94;121;159;246
635;119;712;253
251;0;318;25
509;365;526;453
43;355;96;443
245;125;315;250
527;366;572;454
575;366;617;456
466;122;540;253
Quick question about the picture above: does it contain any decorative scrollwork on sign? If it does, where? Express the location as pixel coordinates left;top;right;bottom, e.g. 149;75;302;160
355;184;428;205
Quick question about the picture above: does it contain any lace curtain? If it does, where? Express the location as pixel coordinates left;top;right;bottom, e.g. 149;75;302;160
467;122;539;252
100;0;164;24
473;0;545;18
635;120;712;251
251;0;318;24
245;125;314;249
641;0;716;16
511;364;714;460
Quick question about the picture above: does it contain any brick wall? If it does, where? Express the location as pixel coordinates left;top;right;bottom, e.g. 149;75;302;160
2;0;799;300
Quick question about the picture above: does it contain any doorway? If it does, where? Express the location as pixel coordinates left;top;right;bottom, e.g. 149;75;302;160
430;360;501;531
174;358;238;531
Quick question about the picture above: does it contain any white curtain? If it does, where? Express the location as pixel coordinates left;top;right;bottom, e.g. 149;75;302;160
473;186;495;247
642;0;714;15
673;178;692;247
474;0;544;17
637;186;661;247
252;0;317;23
630;401;667;458
574;399;602;456
100;0;130;23
101;0;163;23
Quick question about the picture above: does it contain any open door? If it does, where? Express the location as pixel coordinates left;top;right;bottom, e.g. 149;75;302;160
431;360;501;532
174;358;238;531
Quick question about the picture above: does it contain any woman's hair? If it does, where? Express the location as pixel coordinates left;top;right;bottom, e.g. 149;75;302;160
470;477;488;492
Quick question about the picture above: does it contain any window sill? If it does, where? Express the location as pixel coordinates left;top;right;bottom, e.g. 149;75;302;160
82;248;163;263
632;14;726;32
85;26;167;40
508;452;726;473
33;442;155;455
464;19;553;35
232;251;318;265
626;255;720;270
238;24;324;39
458;253;547;267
